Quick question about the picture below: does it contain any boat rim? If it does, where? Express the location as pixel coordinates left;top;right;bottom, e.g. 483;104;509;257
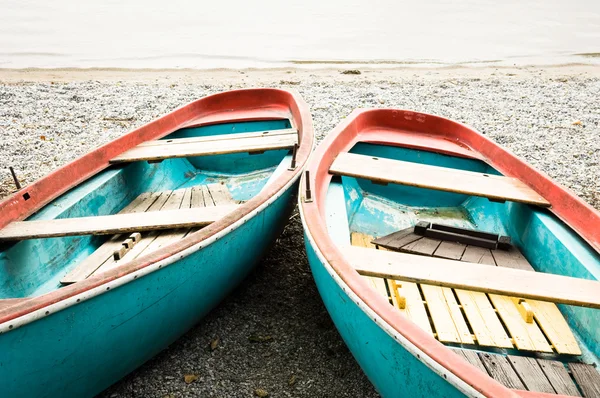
298;107;600;397
0;88;314;331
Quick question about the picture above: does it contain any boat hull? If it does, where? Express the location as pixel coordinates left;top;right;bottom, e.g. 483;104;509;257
303;230;468;398
0;184;296;398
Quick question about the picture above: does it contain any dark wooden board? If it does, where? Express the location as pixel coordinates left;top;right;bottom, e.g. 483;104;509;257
434;241;466;260
508;355;554;393
372;227;421;250
454;349;488;373
537;359;581;396
479;352;526;390
400;237;441;256
569;363;600;398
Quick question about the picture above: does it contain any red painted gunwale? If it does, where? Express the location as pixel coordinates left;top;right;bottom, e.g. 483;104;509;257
0;88;314;324
300;108;600;398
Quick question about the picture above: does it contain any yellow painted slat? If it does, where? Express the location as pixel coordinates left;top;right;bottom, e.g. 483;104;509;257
388;279;433;337
421;285;474;344
489;294;553;353
528;300;581;355
455;289;513;348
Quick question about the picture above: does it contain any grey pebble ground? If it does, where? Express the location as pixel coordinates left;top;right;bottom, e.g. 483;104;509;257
0;69;599;397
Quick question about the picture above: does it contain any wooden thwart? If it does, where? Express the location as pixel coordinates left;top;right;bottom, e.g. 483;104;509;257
347;246;600;309
0;205;238;241
110;130;298;163
330;153;550;207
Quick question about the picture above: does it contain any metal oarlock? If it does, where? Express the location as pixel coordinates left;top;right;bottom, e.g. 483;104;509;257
9;167;21;190
304;170;313;203
288;143;298;170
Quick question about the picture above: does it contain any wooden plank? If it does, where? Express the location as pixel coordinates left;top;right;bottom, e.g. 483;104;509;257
489;294;552;352
372;227;422;250
93;189;193;275
60;192;162;284
569;363;600;398
493;246;581;355
137;129;297;147
329;152;551;207
346;246;600;309
453;245;513;348
508;355;555;393
455;289;513;348
537;359;581;396
421;285;474;344
461;246;496;265
387;279;433;336
528;300;581;355
111;132;298;163
434;241;466;260
492;246;534;271
207;183;237;205
454;349;488;374
479;352;527;390
351;232;390;301
400;237;441;256
0;204;239;241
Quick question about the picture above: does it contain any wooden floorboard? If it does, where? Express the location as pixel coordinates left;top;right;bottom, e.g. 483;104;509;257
330;152;551;207
479;352;526;390
537;359;581;396
111;131;298;163
569;363;600;398
60;192;163;284
508;355;555;393
455;349;488;374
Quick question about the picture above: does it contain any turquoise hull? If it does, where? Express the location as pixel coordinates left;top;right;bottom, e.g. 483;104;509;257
304;234;466;398
0;181;295;398
0;115;305;397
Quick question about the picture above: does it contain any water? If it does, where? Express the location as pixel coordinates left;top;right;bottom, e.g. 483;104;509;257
1;0;599;69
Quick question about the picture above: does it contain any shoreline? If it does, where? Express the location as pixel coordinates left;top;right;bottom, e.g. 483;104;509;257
1;64;599;83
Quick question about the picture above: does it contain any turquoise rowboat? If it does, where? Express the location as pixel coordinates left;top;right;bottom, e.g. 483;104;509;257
0;88;313;397
299;109;600;397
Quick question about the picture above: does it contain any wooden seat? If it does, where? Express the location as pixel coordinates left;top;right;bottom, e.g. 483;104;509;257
0;203;238;241
329;153;551;207
110;129;298;163
61;184;237;284
348;245;600;310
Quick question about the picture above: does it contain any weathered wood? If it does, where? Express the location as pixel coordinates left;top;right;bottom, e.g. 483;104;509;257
488;294;552;352
372;228;421;250
422;284;474;344
60;192;162;284
351;233;390;301
401;237;441;256
0;204;238;241
479;352;526;390
569;363;600;398
461;246;496;265
527;300;581;355
110;131;298;163
491;247;582;355
387;279;433;336
93;189;192;275
207;183;237;205
454;349;488;373
137;129;297;147
329;153;551;207
347;246;600;309
455;289;513;348
537;359;581;396
508;355;554;393
434;241;466;260
492;246;534;271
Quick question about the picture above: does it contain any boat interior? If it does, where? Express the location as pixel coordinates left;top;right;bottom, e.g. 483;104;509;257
0;119;298;304
325;141;600;396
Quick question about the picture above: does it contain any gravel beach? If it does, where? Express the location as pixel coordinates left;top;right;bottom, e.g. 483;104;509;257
1;66;599;397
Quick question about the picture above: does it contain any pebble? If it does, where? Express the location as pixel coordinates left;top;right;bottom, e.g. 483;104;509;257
0;73;599;397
